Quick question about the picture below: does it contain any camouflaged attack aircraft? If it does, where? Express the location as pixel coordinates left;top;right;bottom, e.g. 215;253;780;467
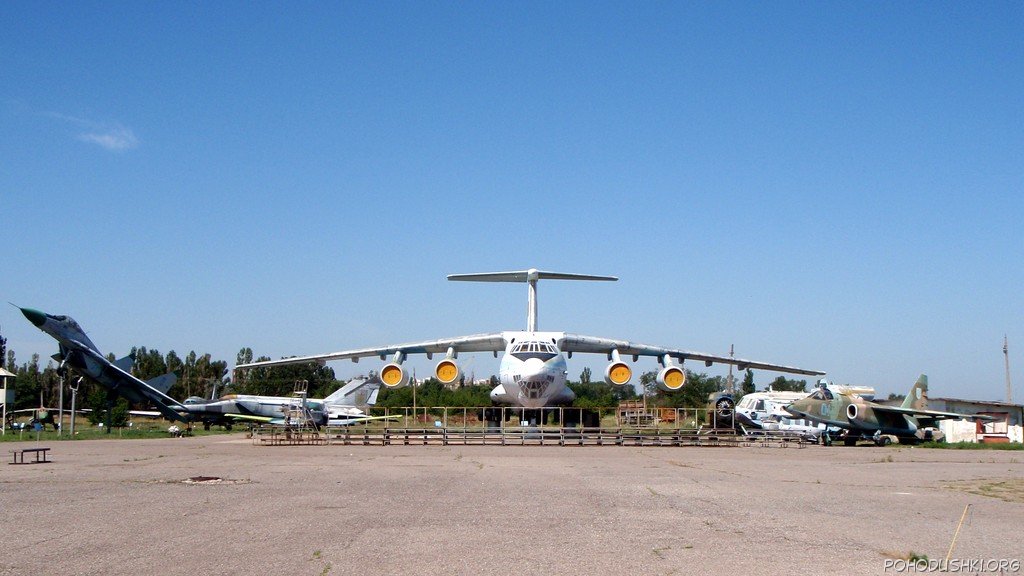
785;375;994;446
235;269;824;416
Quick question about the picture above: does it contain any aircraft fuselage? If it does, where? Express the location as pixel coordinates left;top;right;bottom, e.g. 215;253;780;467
491;331;574;408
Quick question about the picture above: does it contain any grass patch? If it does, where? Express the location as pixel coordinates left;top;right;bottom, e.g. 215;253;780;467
0;425;236;442
919;441;1024;450
944;478;1024;504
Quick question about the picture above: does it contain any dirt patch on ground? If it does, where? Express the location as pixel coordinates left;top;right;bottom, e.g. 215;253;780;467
943;478;1024;503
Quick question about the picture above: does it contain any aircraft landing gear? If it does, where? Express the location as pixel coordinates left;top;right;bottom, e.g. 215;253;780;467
481;408;502;431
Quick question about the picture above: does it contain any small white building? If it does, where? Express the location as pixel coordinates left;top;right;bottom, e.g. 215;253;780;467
929;397;1024;443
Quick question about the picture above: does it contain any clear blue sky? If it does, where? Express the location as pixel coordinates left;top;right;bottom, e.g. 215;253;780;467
2;2;1021;401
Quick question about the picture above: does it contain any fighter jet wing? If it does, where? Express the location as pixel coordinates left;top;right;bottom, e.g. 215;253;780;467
226;414;276;423
559;334;825;376
235;333;508;369
783;406;851;428
327;414;402;425
78;346;187;422
870;405;997;421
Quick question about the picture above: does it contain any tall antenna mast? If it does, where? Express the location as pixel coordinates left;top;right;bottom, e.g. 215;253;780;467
726;344;735;394
1005;335;1012;404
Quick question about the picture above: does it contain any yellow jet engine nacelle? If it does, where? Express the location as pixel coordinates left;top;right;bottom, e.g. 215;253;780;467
604;361;632;386
656;365;686;392
435;358;462;385
380;363;411;388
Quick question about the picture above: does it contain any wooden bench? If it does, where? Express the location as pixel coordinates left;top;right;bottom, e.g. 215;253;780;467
9;447;51;465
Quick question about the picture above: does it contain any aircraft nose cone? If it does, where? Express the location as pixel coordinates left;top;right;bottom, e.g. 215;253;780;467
20;307;47;327
521;358;547;378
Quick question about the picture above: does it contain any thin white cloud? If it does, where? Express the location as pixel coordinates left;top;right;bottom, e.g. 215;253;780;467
78;125;138;151
44;111;139;151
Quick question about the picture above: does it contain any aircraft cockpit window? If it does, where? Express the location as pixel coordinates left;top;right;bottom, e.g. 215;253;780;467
823;389;833;400
511;341;558;362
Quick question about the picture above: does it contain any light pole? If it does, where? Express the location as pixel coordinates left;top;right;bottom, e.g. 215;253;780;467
58;370;64;438
1005;335;1012;404
69;377;81;437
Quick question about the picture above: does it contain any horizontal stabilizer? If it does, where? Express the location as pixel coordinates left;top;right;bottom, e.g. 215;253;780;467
448;269;617;283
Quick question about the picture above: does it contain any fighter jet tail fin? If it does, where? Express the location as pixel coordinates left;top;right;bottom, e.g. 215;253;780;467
146;373;177;395
323;375;383;407
114;355;135;373
901;375;928;410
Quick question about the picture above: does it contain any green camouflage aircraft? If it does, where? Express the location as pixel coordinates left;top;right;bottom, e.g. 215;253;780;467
785;375;993;446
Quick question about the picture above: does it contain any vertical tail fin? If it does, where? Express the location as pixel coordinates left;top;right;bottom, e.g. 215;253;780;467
323;375;383;407
114;354;135;373
145;373;177;395
901;375;928;410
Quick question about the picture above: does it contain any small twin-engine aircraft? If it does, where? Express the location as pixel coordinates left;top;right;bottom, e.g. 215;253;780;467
236;269;825;408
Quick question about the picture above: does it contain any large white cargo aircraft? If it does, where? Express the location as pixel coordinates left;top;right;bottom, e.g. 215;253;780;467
236;270;824;408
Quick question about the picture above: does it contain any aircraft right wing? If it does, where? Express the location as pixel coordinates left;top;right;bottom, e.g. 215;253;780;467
235;333;508;370
559;333;825;376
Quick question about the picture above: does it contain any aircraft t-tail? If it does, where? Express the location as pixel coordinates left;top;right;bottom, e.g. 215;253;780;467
19;307;188;423
236;269;825;409
785;375;995;445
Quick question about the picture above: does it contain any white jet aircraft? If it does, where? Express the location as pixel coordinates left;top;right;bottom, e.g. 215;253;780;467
236;270;824;409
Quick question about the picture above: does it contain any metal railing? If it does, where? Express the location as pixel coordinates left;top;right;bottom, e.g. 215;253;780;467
247;405;811;448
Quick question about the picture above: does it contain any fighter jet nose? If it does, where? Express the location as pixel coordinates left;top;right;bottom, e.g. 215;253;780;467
20;307;47;327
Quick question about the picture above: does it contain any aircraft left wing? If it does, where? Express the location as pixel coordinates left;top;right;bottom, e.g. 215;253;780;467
559;334;824;376
77;346;188;422
871;405;997;422
235;333;508;370
227;414;400;425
